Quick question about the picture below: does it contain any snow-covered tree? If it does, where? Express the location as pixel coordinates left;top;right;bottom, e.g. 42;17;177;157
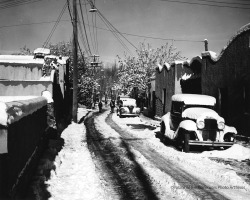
117;42;186;95
47;42;99;106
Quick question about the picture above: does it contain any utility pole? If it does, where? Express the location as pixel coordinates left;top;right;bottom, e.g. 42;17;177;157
72;0;78;122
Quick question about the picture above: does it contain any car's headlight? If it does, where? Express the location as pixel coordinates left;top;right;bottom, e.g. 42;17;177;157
217;121;225;130
197;121;205;129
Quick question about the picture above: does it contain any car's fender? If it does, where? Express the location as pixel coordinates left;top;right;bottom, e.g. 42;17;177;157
178;120;197;131
161;112;176;139
175;120;202;141
218;125;237;142
161;112;171;131
224;125;237;134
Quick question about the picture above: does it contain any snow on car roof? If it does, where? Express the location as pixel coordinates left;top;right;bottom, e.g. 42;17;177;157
172;94;216;106
182;107;219;120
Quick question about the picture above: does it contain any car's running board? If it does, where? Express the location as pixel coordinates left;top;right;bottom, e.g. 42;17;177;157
188;140;234;146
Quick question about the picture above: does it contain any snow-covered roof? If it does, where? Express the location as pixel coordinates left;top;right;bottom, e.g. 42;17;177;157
156;62;172;72
189;56;202;65
45;55;69;65
202;23;250;62
34;48;50;55
171;56;202;66
156;56;202;73
201;51;218;62
0;55;44;64
171;60;189;66
172;94;216;106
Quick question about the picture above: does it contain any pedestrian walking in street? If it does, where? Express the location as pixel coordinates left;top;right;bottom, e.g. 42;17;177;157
110;99;115;113
98;101;103;113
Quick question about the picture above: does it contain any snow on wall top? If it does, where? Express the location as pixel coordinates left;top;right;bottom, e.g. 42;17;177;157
45;55;68;65
0;54;68;65
0;55;44;64
0;96;47;126
0;96;47;154
202;22;250;62
172;94;216;106
156;56;201;73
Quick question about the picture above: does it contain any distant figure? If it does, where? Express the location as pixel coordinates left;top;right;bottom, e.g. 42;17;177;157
110;99;115;113
98;101;103;113
92;102;95;109
117;98;123;114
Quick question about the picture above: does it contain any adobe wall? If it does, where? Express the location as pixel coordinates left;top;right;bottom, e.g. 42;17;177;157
155;66;175;117
202;24;250;136
0;81;53;96
0;63;43;80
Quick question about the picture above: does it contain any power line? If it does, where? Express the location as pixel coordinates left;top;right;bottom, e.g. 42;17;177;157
0;19;206;43
94;25;204;43
97;10;135;56
78;13;92;56
195;0;250;6
79;0;92;55
97;9;138;50
0;0;44;10
94;9;99;55
0;20;70;29
43;1;67;48
160;0;250;10
88;0;99;55
83;0;95;55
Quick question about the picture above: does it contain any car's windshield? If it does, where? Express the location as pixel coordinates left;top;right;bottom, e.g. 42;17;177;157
171;101;215;115
183;104;215;111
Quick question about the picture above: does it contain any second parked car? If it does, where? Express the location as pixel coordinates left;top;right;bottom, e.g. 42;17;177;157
117;96;140;118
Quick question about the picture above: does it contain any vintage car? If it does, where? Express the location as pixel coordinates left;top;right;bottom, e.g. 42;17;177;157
160;94;237;152
118;96;140;118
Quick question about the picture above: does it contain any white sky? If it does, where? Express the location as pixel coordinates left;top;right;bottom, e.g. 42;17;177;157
0;0;249;63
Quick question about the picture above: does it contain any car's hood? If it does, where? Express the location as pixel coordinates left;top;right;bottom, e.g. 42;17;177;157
182;107;221;121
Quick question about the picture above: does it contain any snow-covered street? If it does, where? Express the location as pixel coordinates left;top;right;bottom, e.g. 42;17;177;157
32;107;250;200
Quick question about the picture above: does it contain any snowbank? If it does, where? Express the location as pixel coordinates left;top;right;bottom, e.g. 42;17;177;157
201;144;250;161
46;117;106;200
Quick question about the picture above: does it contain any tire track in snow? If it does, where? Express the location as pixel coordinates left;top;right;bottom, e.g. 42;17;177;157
85;111;159;200
106;113;229;200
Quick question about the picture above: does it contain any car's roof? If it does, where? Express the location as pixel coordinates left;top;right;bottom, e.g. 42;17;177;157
182;107;219;120
120;96;134;100
172;94;216;106
120;96;130;98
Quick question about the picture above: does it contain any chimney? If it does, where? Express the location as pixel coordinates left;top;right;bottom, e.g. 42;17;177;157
204;39;208;51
